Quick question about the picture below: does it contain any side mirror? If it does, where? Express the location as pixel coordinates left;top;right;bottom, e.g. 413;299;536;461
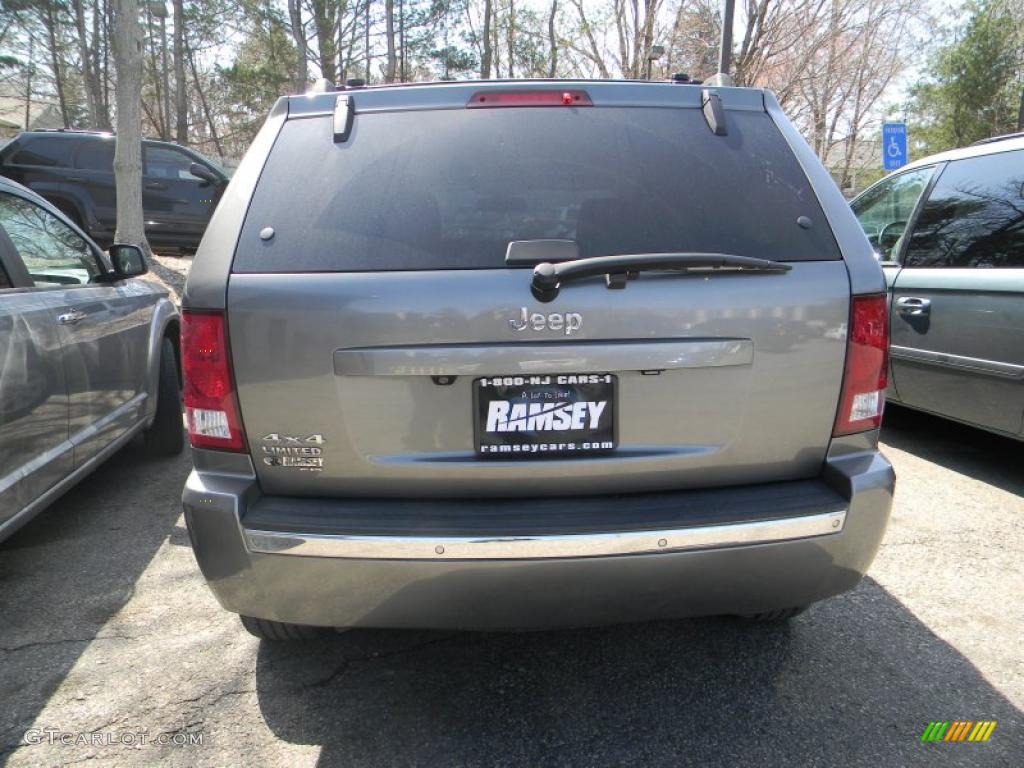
108;244;148;278
189;162;222;187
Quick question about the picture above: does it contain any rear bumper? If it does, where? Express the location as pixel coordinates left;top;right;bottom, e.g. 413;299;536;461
183;448;894;630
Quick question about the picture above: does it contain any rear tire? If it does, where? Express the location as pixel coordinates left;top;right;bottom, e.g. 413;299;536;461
144;337;185;457
239;615;328;640
739;606;809;622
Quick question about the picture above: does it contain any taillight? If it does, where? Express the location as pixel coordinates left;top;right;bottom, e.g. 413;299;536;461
834;295;889;435
181;310;246;451
467;90;593;108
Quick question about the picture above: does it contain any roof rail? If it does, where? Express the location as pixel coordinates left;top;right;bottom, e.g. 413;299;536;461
970;131;1024;147
32;128;113;135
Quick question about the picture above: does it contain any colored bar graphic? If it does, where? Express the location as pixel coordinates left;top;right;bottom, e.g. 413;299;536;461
922;721;996;742
944;721;972;741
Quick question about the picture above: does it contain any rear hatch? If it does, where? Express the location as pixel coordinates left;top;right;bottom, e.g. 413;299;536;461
227;85;850;498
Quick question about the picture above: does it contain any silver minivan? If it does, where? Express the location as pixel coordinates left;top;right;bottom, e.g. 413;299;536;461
0;177;184;542
181;80;895;639
852;135;1024;440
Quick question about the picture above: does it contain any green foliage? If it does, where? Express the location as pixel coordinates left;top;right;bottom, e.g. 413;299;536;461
216;5;296;139
429;44;477;77
909;0;1023;153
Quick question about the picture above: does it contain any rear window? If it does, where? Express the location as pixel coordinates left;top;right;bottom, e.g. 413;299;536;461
7;136;76;167
235;107;839;272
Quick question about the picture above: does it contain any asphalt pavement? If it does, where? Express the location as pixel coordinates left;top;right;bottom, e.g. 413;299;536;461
0;407;1021;767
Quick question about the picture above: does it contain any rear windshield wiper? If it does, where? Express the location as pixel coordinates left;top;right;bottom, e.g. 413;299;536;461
531;252;792;302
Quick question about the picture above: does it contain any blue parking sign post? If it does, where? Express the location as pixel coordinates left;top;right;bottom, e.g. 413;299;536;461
882;122;908;171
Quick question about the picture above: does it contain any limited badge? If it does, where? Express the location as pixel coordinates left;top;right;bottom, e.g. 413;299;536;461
259;433;325;471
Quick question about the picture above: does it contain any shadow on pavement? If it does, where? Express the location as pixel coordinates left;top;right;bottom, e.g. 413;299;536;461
881;405;1023;498
0;443;191;759
254;578;1022;767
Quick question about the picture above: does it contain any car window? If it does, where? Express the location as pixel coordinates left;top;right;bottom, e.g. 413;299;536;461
74;139;116;171
904;150;1024;268
0;261;10;289
0;194;102;287
6;136;76;167
145;145;200;180
851;167;933;260
235;108;841;273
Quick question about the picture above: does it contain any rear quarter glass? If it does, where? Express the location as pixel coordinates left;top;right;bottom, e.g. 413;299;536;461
6;136;78;167
233;107;840;273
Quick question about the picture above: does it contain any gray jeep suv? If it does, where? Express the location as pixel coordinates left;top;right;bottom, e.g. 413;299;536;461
181;80;895;639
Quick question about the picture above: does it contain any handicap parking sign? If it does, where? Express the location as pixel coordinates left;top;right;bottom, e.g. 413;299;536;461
882;123;907;170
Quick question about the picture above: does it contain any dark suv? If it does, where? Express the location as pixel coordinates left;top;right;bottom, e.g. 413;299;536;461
0;130;227;251
181;80;895;639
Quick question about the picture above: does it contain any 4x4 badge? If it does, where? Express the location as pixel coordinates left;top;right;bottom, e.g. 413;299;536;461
508;307;583;336
261;433;326;445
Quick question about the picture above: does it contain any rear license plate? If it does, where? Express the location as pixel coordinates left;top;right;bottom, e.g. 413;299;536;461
474;374;617;457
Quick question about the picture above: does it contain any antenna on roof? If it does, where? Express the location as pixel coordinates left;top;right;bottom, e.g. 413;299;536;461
707;0;736;88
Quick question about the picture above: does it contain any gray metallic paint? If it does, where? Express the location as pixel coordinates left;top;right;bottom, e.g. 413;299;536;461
0;290;73;527
183;98;288;310
287;79;769;118
857;157;1024;440
888;266;1024;436
0;178;180;540
182;446;893;629
182;80;895;626
227;263;850;498
764;90;885;297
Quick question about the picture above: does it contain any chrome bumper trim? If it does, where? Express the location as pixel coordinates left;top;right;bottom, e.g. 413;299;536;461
244;509;847;560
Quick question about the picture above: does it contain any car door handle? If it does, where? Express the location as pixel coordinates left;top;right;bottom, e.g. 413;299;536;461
66;176;86;183
57;309;87;325
896;297;931;316
145;181;168;190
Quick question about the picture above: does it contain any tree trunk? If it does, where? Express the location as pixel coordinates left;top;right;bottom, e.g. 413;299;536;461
172;0;187;144
311;0;338;84
41;1;71;127
99;0;112;119
159;15;171;143
481;0;492;78
144;8;166;138
547;0;557;78
72;0;102;129
384;0;396;82
364;0;371;81
287;0;309;92
112;0;151;254
24;34;33;129
571;0;610;79
186;36;224;159
507;0;515;78
398;0;404;81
